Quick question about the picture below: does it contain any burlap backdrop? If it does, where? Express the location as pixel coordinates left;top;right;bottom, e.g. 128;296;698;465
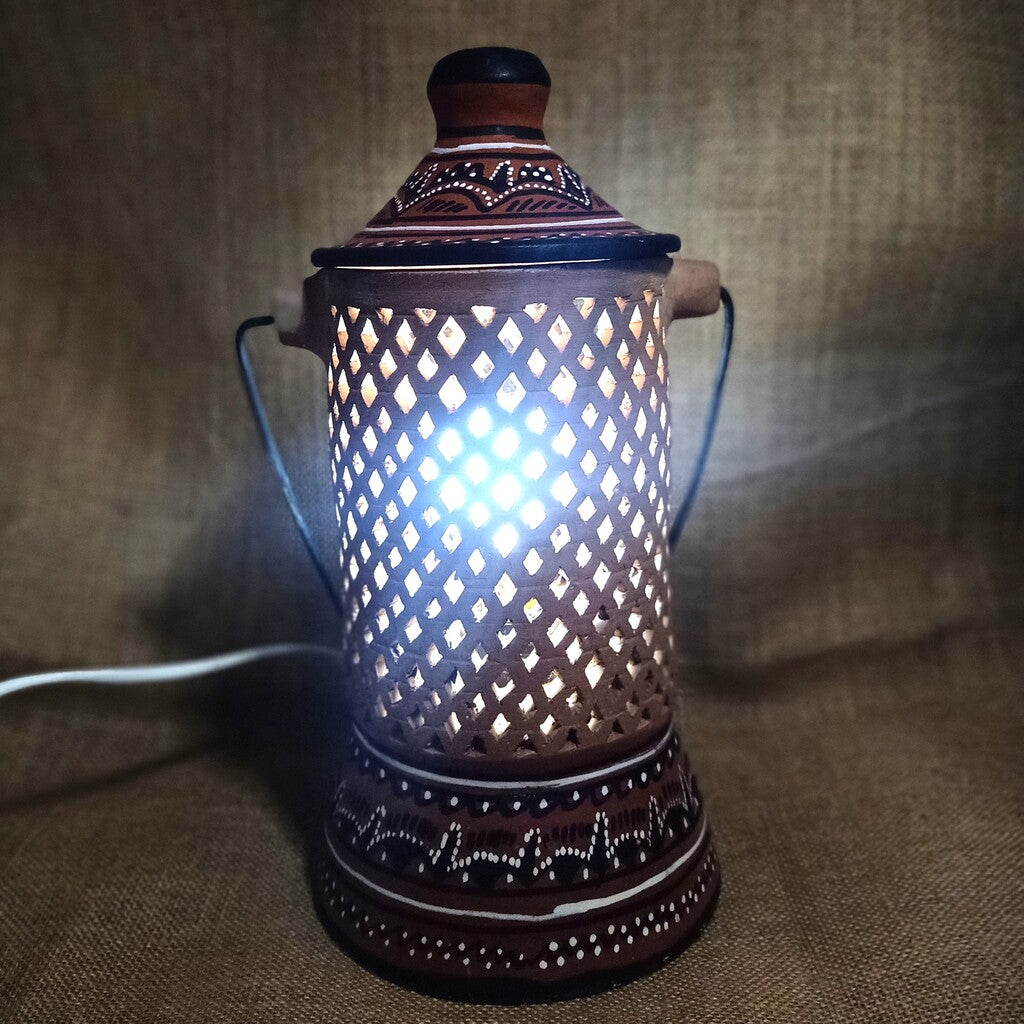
1;1;1021;1020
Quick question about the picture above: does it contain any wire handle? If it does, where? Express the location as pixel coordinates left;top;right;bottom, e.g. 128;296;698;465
668;287;735;548
235;317;345;617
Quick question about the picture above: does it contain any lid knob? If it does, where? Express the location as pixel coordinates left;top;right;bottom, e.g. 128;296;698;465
427;47;551;142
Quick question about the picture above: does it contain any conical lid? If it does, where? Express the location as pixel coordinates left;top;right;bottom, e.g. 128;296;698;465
312;47;680;269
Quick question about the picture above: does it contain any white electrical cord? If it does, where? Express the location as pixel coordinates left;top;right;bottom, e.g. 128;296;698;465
0;643;345;701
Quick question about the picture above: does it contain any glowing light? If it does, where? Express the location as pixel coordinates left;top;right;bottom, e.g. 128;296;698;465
468;408;492;438
523;450;548;481
526;407;548;435
494;523;519;558
440;478;466;511
469;502;490;527
521;499;545;529
493;427;520;459
419;457;439;482
493;475;521;510
437;429;463;462
466;454;489;485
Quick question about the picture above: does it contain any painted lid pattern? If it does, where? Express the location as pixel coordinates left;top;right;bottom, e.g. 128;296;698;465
313;48;680;268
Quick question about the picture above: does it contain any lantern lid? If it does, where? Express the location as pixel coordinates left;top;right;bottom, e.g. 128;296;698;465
312;47;680;269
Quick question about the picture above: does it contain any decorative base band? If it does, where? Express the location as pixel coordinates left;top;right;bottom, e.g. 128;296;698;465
312;726;720;996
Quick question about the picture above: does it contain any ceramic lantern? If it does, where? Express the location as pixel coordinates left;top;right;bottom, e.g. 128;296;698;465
247;47;725;997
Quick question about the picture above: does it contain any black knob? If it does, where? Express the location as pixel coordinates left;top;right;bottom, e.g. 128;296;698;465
428;47;551;88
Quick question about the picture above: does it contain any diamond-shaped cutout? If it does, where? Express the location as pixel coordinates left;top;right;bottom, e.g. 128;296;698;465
498;317;523;353
599;417;618;451
402;522;420;550
550;569;571;599
472;305;496;327
361;320;379;353
581;402;598;428
438;375;467;412
547;618;568;648
472;352;495;380
523;451;548;481
441;524;462;552
404;569;422;596
437;316;466;357
551;472;578;508
543;670;564;699
585;655;604;687
415;308;437;325
494;572;518;606
577;496;597;521
577;344;596;370
394;375;417;413
395;432;413;462
593;562;611;590
552;423;577;457
492;671;514;701
594;309;614;346
551;523;571;552
600;466;620;499
573;590;590;615
631;359;646;391
443;572;465;604
523;548;543;576
379;350;398;380
472;596;488;621
498;620;517;648
521;642;540;670
548;315;572;351
566;636;584;663
523;302;547;323
523;597;543;623
598;366;616;399
361;375;379;407
574;297;595;319
580;449;598;475
467;547;486;575
417;350;439;380
549;367;577;405
398;476;418;506
527;349;547;378
496;373;526;412
395;319;416;354
629;304;644;339
491;712;511;738
445;619;467;649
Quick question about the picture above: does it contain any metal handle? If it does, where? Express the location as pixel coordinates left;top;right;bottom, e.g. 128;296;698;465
235;316;344;616
667;287;735;549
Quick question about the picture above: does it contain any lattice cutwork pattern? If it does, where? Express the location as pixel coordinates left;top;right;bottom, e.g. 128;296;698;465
327;289;674;763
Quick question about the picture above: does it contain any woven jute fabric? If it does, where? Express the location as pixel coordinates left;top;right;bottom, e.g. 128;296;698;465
1;0;1021;1020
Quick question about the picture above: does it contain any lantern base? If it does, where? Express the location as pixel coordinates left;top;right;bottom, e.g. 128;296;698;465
311;725;720;997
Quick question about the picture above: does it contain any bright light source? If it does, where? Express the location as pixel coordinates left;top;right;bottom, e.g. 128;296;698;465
493;475;521;510
469;502;490;527
468;408;492;438
526;407;548;435
440;478;466;511
522;499;545;529
523;451;548;481
437;428;463;462
466;454;489;484
494;523;519;558
493;427;520;459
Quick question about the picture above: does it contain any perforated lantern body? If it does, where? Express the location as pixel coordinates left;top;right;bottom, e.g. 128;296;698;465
328;264;675;774
281;48;722;995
